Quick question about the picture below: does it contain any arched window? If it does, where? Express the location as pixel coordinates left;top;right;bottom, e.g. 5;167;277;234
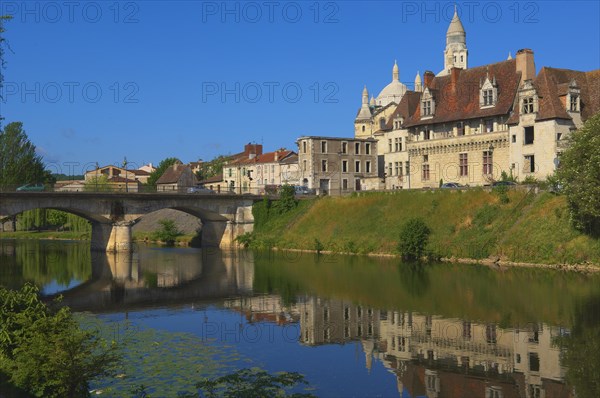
362;125;366;132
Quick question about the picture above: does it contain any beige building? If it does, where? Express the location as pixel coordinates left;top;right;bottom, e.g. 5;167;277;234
84;164;144;192
354;9;599;189
155;163;197;192
225;149;298;194
297;136;379;195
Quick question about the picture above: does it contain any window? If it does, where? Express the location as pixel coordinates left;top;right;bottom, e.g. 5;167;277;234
463;321;472;340
422;100;432;116
355;161;361;173
524;126;534;144
522;97;534;113
388;162;392;176
344;307;350;320
321;141;327;153
342;160;348;173
485;119;493;132
388;139;392;152
556;132;562;141
362;125;366;132
529;353;540;372
457;122;464;136
483;151;493;175
459;153;468;177
365;143;371;155
271;165;275;173
424;130;431;140
394;162;399;176
422;164;430;181
303;160;307;171
323;307;329;322
570;95;579;112
512;135;516;143
341;141;348;154
423;154;429;162
342;179;348;190
525;155;535;173
486;387;503;398
398;162;403;177
379;118;386;129
355;142;360;154
228;168;232;177
321;159;327;172
394;138;400;152
486;324;497;344
483;89;494;106
263;179;267;185
365;161;371;173
302;141;307;153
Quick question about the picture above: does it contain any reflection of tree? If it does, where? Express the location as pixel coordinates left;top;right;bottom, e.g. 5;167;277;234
557;294;600;398
397;263;430;298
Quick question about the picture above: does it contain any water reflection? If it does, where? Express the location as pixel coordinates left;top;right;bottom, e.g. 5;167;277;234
1;240;599;397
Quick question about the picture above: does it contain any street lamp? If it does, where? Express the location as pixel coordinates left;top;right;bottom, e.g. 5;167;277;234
122;157;128;193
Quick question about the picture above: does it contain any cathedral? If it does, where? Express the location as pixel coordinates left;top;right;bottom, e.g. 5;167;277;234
354;8;599;189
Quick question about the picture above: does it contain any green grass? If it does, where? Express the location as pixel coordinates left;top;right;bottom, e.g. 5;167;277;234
0;230;90;240
251;190;600;265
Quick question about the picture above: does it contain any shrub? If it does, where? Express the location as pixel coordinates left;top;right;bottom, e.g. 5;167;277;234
235;232;254;248
314;238;324;254
398;218;431;261
277;184;298;214
152;219;182;246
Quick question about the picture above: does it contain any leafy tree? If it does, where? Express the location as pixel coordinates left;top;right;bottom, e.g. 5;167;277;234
146;157;181;187
277;184;298;213
398;217;431;261
0;284;120;397
84;174;111;192
194;368;316;398
152;219;182;245
195;155;229;181
557;112;600;236
0;122;50;187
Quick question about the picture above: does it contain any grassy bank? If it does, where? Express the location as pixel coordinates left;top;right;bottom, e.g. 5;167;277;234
249;189;600;265
0;230;90;240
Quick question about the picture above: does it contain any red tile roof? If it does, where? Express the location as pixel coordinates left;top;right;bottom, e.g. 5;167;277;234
232;150;296;165
403;59;522;127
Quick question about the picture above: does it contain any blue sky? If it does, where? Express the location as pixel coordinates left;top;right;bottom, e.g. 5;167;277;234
1;0;599;175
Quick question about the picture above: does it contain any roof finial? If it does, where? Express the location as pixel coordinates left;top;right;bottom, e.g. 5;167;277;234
392;60;399;81
507;51;513;60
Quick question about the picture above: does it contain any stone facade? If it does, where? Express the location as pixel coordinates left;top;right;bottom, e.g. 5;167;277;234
297;136;378;195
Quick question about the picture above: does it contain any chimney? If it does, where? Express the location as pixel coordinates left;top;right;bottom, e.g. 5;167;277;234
516;49;536;83
450;67;461;86
244;143;264;158
423;71;435;88
274;151;279;161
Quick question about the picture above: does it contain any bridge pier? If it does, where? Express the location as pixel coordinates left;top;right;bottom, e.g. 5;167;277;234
91;221;134;252
202;220;253;248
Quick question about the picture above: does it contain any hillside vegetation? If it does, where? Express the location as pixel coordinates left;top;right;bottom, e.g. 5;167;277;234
250;189;600;265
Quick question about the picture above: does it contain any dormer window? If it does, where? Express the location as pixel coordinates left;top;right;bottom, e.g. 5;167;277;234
483;90;494;106
379;117;386;129
522;97;534;114
423;100;432;116
569;94;579;112
480;76;498;108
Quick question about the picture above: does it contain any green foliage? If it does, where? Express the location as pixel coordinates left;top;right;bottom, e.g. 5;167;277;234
522;175;538;185
557;112;600;236
0;284;120;397
0;122;50;187
84;174;111;192
397;218;431;261
277;184;298;213
492;185;510;204
15;209;90;233
235;232;254;248
146;157;181;187
152;219;182;245
500;170;516;182
195;368;316;398
314;238;324;254
194;155;229;181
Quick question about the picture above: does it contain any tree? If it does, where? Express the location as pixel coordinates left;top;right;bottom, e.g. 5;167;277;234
397;218;431;261
557;112;600;236
146;157;181;187
0;284;120;397
0;122;49;187
152;219;182;246
277;184;298;213
195;155;229;181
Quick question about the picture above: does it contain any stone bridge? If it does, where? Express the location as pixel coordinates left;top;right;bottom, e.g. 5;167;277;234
0;192;257;251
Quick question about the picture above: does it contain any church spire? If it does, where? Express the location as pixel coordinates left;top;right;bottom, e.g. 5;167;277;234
440;4;468;76
414;71;422;92
362;85;369;105
393;60;399;81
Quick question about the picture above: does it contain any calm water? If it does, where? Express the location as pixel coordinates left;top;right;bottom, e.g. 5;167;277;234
1;239;599;397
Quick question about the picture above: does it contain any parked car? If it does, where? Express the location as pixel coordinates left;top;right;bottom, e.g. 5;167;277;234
440;182;464;189
187;186;215;194
492;181;517;187
294;185;315;195
16;183;45;192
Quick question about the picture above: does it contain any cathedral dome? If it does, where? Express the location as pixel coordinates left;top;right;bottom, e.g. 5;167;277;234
376;61;407;106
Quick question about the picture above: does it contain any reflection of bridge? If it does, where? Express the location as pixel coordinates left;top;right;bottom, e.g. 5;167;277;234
58;249;255;312
0;192;258;251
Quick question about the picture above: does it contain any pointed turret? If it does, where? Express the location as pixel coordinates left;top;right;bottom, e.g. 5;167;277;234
393;60;399;81
439;5;468;76
507;51;513;60
414;71;422;92
356;85;372;120
369;96;376;106
362;85;369;105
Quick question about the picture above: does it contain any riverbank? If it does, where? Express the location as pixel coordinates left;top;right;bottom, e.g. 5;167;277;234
247;189;600;267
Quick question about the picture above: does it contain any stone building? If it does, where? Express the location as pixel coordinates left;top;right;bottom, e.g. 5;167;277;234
155;163;197;192
354;8;599;189
297;136;379;195
225;149;298;194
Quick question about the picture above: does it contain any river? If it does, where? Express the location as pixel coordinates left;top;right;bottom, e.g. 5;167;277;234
1;239;599;397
